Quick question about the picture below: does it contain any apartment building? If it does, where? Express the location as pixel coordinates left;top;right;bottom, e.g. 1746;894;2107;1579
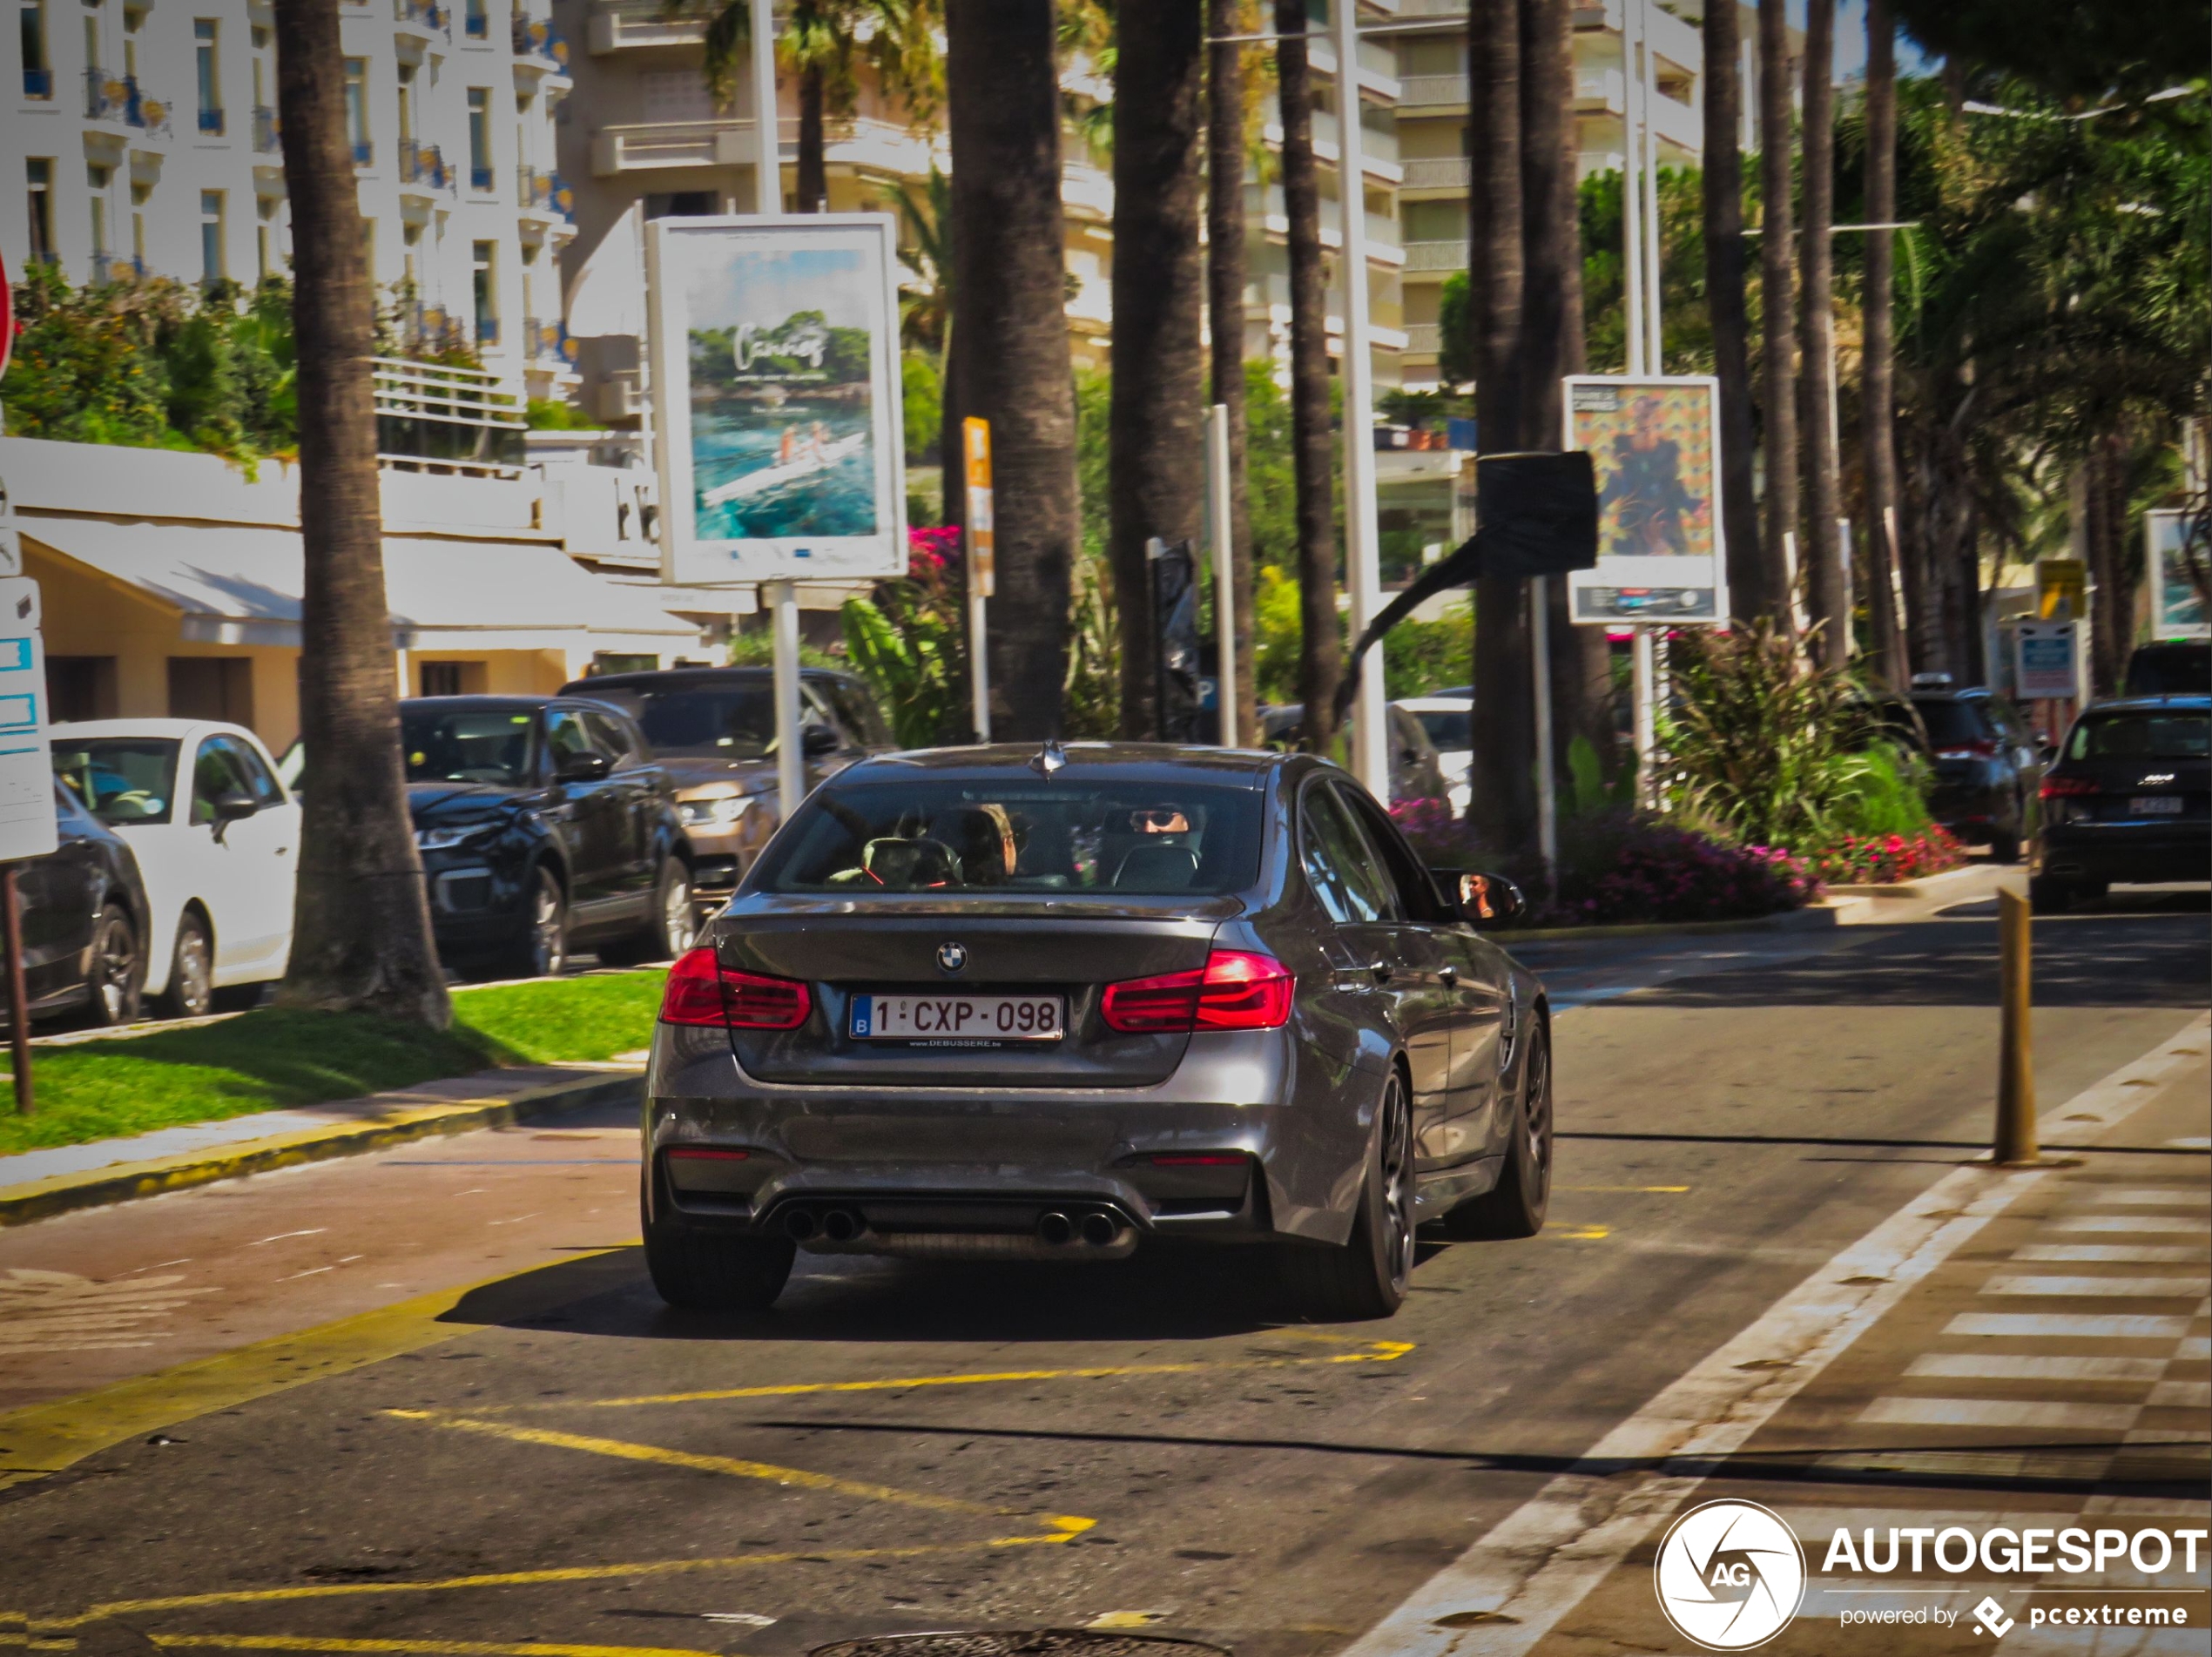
6;0;579;404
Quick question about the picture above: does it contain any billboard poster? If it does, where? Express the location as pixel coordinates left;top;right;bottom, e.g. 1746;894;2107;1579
2147;509;2209;638
645;214;906;585
1563;375;1728;625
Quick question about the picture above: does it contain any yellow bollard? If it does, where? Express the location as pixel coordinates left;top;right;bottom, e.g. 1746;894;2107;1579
1994;887;2038;1165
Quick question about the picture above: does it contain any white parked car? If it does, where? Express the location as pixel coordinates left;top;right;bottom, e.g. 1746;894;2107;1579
49;720;300;1018
1397;694;1474;817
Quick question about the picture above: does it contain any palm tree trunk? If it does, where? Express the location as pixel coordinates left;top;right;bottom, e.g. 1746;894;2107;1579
946;0;1078;740
1861;0;1904;686
1520;0;1606;778
1703;0;1770;627
271;0;448;1026
1274;0;1340;752
2087;432;2131;697
796;63;826;211
1110;0;1206;738
1797;0;1845;668
1756;0;1799;641
1468;0;1532;852
1207;0;1257;749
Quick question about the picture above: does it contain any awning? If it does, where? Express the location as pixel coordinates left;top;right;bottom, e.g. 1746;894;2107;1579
20;515;698;654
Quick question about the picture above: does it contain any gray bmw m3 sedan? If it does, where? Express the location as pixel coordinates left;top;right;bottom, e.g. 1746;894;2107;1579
641;742;1552;1320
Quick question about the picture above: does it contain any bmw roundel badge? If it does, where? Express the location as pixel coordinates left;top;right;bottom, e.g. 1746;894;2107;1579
936;941;968;973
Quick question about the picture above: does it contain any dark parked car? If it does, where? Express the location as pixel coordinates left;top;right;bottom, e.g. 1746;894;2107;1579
2031;695;2209;912
641;743;1550;1319
2125;640;2211;697
8;779;151;1028
561;667;893;905
1905;684;2044;861
401;695;695;978
1257;704;1451;807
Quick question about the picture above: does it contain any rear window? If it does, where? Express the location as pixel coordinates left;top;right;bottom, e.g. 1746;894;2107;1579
753;779;1266;895
625;685;776;758
2067;712;2210;762
1913;699;1992;748
1412;707;1470;750
2126;644;2211;696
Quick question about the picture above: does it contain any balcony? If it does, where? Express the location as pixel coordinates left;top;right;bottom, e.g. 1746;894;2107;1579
1400;155;1469;192
1399;73;1468;111
516;165;573;224
399;138;453;193
1402;239;1467;274
587;0;707;53
523;316;572;367
253;104;280;153
1402;321;1442;357
374;353;527;475
84;68;170;137
590;118;755;174
393;0;450;38
511;16;571;79
22;67;52;99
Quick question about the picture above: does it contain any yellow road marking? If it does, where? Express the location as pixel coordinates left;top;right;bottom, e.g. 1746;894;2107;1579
150;1637;718;1657
514;1339;1416;1412
386;1411;1093;1535
23;1535;1082;1633
1556;1185;1688;1193
0;1253;625;1493
1547;1225;1610;1240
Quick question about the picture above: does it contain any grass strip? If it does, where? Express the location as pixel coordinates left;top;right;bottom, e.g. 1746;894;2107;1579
0;969;667;1157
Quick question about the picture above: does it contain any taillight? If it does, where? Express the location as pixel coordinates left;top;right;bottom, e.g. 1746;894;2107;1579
658;946;813;1030
1101;949;1293;1034
2040;775;2101;800
665;1146;749;1162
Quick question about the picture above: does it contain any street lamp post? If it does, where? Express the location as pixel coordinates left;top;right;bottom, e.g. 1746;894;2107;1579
1334;0;1388;799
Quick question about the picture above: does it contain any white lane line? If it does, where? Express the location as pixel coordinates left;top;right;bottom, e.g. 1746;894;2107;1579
2074;1190;2210;1208
2050;1215;2209;1235
1985;1276;2212;1298
1905;1353;2164;1382
1333;1012;2209;1657
1945;1313;2194;1339
2177;1337;2211;1361
2147;1380;2212;1409
1858;1397;2141;1431
247;1229;327;1246
275;1265;334;1282
2013;1244;2202;1263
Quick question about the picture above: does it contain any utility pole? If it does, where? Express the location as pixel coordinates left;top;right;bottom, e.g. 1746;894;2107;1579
1335;0;1387;799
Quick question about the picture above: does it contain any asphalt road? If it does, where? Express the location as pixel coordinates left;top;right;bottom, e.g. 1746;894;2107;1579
0;899;2203;1657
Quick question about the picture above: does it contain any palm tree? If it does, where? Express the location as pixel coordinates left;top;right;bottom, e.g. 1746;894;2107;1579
945;0;1079;738
1703;0;1772;626
1207;0;1258;749
1521;0;1608;778
1860;0;1905;684
1467;0;1532;851
1273;0;1341;752
1797;0;1844;667
1109;0;1206;738
270;0;448;1025
691;0;940;212
1756;0;1799;643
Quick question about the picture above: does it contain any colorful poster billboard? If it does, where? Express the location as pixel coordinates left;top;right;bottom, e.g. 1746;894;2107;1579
1562;375;1727;625
645;215;906;585
2147;509;2210;638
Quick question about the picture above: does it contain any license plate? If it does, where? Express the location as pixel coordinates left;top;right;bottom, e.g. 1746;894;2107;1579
2129;796;2184;816
849;993;1065;1042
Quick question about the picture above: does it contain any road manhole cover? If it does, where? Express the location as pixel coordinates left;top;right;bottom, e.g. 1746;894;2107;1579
814;1633;1226;1657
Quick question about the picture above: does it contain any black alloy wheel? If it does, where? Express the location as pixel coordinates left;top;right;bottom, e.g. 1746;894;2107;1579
1280;1069;1415;1320
84;904;144;1027
1440;1018;1553;1240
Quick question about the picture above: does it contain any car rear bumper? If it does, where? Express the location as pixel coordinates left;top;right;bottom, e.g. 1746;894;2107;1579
2037;825;2211;886
644;1021;1360;1251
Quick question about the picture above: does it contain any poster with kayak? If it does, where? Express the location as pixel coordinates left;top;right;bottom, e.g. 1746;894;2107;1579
644;215;906;585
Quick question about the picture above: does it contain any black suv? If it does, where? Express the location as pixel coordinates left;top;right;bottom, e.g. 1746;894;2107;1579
560;667;894;903
1905;684;2044;862
401;696;694;978
2032;695;2209;911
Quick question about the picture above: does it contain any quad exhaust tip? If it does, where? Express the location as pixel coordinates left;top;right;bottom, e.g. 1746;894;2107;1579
1079;1211;1119;1247
1037;1209;1123;1248
1037;1211;1074;1246
821;1208;864;1243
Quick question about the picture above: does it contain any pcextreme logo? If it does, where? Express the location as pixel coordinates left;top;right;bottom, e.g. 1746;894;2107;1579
1654;1499;1808;1650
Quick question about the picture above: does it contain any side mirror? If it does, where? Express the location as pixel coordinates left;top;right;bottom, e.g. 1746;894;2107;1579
209;789;257;843
556;751;612;783
1444;870;1527;927
802;724;840;757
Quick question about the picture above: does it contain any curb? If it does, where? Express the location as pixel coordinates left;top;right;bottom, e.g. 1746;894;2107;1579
0;1068;645;1229
1824;861;2006;902
1504;906;1842;946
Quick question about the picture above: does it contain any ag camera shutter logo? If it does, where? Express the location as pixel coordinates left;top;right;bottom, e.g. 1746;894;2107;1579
1654;1499;1806;1649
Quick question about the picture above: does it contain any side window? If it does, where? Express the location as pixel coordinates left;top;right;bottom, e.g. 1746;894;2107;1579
799;684;840;740
1337;783;1442;922
823;677;891;747
189;738;253;825
581;710;640;766
1299;781;1401;925
544;709;594;771
218;736;286;805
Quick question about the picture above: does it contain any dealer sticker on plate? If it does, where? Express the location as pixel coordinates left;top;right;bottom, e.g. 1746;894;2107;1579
850;993;1065;1042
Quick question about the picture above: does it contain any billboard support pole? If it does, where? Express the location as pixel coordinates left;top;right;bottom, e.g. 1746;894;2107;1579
1632;625;1656;809
961;417;995;743
1207;404;1237;748
751;0;778;214
768;579;802;823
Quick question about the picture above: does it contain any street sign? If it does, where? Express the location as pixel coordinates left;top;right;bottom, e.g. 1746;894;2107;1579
962;416;995;599
2036;558;2087;621
0;578;54;863
2146;509;2209;638
2013;618;2081;701
1563;375;1728;626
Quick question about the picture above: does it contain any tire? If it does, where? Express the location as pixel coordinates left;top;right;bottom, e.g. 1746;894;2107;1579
643;1174;794;1311
1987;825;2021;866
2028;874;2074;913
158;909;213;1019
82;904;144;1027
1279;1070;1415;1321
1439;1018;1553;1241
602;858;697;967
501;866;568;980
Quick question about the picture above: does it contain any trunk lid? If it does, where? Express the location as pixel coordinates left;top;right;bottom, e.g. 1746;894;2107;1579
711;896;1232;1088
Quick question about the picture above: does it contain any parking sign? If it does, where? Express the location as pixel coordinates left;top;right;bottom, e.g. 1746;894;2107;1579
0;578;55;863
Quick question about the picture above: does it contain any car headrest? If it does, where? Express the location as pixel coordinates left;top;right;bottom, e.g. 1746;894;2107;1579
1113;843;1201;890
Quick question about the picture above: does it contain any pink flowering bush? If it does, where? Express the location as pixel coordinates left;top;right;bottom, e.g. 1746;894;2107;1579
907;524;962;582
1388;797;1464;867
1809;828;1966;886
1534;813;1819;927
